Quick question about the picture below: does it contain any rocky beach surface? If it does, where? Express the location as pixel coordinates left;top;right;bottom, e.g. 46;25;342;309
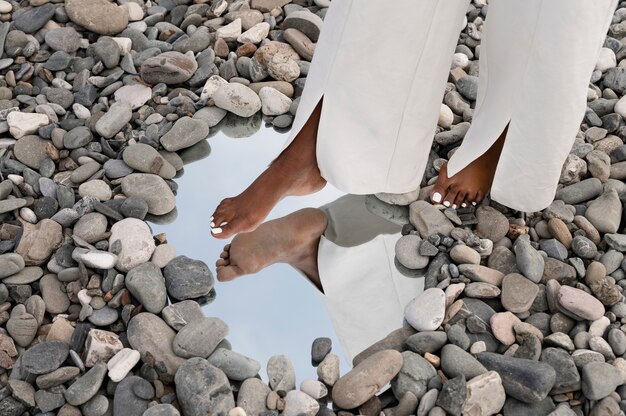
0;0;626;415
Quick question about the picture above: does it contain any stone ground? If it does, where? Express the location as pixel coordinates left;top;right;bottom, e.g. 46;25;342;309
1;0;626;415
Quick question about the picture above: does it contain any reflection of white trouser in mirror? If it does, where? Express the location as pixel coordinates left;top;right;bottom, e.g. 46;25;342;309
300;194;424;365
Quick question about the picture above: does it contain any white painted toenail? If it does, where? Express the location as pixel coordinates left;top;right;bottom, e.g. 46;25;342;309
452;204;457;209
443;201;451;207
461;203;467;208
210;216;214;221
432;192;442;203
472;202;477;206
210;222;215;227
212;228;223;234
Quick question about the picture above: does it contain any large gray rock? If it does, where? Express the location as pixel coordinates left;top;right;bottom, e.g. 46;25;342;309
477;352;556;403
163;256;213;300
173;317;229;358
175;357;235;416
125;262;167;314
127;313;186;376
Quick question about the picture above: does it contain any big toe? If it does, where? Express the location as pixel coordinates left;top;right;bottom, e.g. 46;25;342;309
211;222;238;239
217;265;244;282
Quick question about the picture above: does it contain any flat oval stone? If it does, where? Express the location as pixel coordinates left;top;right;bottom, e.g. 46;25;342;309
140;52;198;85
120;173;176;216
22;341;69;375
65;0;128;35
332;350;403;409
0;253;25;278
557;285;605;321
501;273;540;313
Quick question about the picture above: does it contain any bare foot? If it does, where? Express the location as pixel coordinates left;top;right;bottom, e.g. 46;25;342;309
210;100;327;239
430;125;508;208
215;208;328;292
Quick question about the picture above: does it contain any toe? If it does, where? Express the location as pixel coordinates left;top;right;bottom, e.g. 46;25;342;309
213;222;236;239
443;186;458;208
453;191;467;209
467;191;479;206
216;265;244;282
216;258;229;267
430;184;447;204
219;250;229;259
211;198;235;228
475;191;486;205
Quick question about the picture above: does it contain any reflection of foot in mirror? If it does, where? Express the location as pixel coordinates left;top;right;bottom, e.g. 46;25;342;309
215;208;328;292
430;125;508;209
210;99;327;239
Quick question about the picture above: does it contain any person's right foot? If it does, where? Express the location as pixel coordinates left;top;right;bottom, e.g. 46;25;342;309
430;125;508;208
211;100;326;239
215;208;328;292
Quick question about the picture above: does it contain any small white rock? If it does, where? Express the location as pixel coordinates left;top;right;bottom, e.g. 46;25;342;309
114;84;152;110
213;83;262;117
299;380;328;400
0;0;12;13
404;288;446;331
451;52;469;69
237;22;270;44
228;407;247;416
216;18;242;42
616;95;626;120
72;103;91;119
200;75;229;104
259;87;292;116
72;248;118;270
112;37;133;55
107;348;141;382
19;207;37;224
77;289;92;307
596;47;617;72
7;112;49;139
282;390;319;416
438;104;454;129
121;2;144;21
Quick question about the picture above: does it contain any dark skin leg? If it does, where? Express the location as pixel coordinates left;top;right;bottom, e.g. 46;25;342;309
215;208;328;293
430;124;508;208
210;100;326;239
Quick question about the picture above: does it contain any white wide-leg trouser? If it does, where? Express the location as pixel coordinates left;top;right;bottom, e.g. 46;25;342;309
284;0;618;212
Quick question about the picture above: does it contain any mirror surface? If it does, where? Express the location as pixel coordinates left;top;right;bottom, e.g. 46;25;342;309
152;120;425;383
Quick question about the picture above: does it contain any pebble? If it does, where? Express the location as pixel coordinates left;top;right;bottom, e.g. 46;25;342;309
175;357;235;416
332;350;403;409
462;371;506;416
404;288;446;331
477;352;556;403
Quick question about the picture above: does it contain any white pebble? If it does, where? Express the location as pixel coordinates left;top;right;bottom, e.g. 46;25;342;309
73;103;91;120
438;104;454;129
77;289;92;307
596;47;617;72
107;348;141;382
451;52;469;69
259;86;292;116
0;0;12;13
228;407;247;416
112;37;132;56
7;174;23;185
299;380;328;400
19;207;37;223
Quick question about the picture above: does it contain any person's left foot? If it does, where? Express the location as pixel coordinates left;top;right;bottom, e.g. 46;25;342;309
430;125;508;208
215;208;328;292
